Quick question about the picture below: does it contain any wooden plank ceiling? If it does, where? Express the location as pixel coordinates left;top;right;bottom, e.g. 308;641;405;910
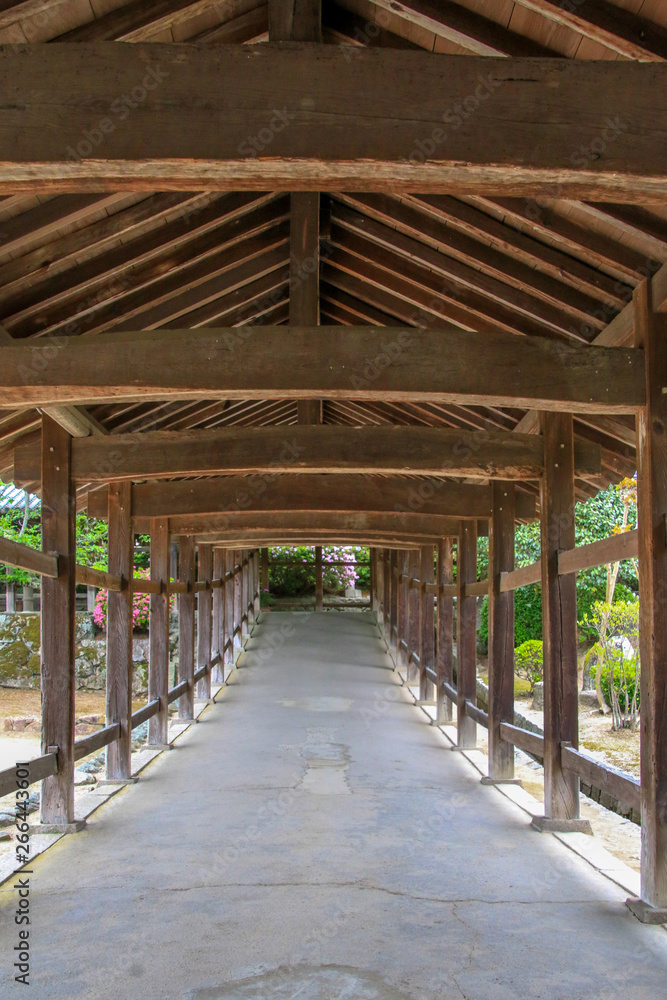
0;0;664;517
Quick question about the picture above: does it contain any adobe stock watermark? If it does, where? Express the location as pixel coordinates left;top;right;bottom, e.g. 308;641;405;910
237;108;297;157
65;65;170;162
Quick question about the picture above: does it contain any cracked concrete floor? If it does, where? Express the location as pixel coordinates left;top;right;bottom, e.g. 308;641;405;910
1;611;666;999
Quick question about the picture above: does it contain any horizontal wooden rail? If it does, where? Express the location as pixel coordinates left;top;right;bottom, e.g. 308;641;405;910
74;722;121;762
131;699;160;729
167;679;190;705
464;580;489;598
500;721;545;758
500;561;541;592
0;751;58;799
442;680;457;704
425;665;437;685
558;529;638;576
0;535;58;579
194;581;210;592
193;664;208;685
75;564;123;592
132;579;163;595
561;742;640;813
464;699;489;728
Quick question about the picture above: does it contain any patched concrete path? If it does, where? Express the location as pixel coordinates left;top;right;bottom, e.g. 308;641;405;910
1;611;666;999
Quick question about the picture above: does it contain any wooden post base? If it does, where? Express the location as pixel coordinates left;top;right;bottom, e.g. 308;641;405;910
34;819;86;835
144;742;174;751
531;816;593;835
625;897;667;925
480;776;523;786
97;777;139;787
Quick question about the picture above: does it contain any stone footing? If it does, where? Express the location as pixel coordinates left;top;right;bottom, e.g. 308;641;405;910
531;816;593;835
625;897;667;924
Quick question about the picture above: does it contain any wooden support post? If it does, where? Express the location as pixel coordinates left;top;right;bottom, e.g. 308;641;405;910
485;483;519;784
398;550;409;668
455;523;477;749
6;581;15;612
390;550;398;649
105;480;134;782
436;539;454;724
240;549;248;633
233;550;243;651
196;544;213;699
375;548;383;624
212;547;225;680
22;584;34;611
419;545;435;702
534;413;590;832
627;282;667;922
253;549;261;617
148;519;170;746
261;547;269;594
384;550;391;634
224;549;234;666
40;415;77;828
369;548;376;613
176;535;195;720
407;549;420;684
85;585;96;612
315;545;323;610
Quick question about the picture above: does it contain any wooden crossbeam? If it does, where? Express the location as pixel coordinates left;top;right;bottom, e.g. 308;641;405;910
159;511;475;538
12;425;601;483
0;327;644;413
0;45;665;200
85;474;535;521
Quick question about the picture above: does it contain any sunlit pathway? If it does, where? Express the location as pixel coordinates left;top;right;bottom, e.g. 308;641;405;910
1;611;665;999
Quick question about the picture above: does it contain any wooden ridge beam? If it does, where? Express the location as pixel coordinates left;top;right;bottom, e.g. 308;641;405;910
0;327;644;414
139;511;481;537
0;45;665;201
12;425;601;483
84;474;534;521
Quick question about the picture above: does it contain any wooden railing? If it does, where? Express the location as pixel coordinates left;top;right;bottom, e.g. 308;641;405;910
0;541;261;802
373;531;641;819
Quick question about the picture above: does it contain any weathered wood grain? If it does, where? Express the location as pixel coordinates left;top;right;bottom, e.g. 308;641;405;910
148;519;169;745
105;481;134;780
487;482;516;780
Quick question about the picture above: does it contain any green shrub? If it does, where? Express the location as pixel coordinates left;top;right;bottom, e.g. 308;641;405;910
478;583;543;649
514;639;543;693
600;654;640;714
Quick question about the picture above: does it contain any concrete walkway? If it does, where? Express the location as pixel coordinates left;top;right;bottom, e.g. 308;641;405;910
1;611;666;999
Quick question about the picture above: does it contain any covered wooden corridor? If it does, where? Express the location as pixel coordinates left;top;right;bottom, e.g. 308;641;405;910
1;610;666;1000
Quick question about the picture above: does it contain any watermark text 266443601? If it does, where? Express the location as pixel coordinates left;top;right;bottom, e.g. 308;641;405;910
13;763;33;986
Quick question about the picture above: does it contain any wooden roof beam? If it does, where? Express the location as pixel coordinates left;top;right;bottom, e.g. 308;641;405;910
0;326;644;414
1;45;665;202
11;425;601;484
83;474;535;521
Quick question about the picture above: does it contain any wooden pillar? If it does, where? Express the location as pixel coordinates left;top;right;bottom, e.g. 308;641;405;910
398;549;409;667
486;483;518;783
23;584;35;611
369;547;377;614
436;538;454;724
627;282;667;921
85;585;96;612
383;549;391;633
240;549;248;633
419;545;435;701
535;412;589;832
197;544;213;699
148;519;170;746
261;546;270;594
390;550;398;649
407;549;420;683
315;545;323;609
177;535;195;720
224;549;235;666
455;522;477;749
212;548;225;679
105;481;134;781
6;581;15;612
233;549;243;651
253;549;261;617
40;415;76;827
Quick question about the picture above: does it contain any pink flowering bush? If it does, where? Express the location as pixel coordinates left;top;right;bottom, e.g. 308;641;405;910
268;546;368;596
93;567;151;633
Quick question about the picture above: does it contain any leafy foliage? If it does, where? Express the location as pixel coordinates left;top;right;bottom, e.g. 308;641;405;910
581;599;640;730
514;640;544;693
268;546;368;597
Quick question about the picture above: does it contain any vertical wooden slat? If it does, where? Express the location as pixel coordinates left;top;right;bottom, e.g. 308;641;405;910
419;545;435;701
177;535;195;720
398;549;409;668
105;480;134;781
536;412;590;832
241;549;248;633
40;415;76;826
148;518;169;745
197;544;213;698
269;0;322;41
261;546;269;594
383;550;391;633
407;549;420;683
315;545;323;609
390;550;398;648
233;549;243;650
486;482;517;782
224;548;235;666
436;538;454;724
213;547;226;679
456;522;477;749
627;282;667;921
